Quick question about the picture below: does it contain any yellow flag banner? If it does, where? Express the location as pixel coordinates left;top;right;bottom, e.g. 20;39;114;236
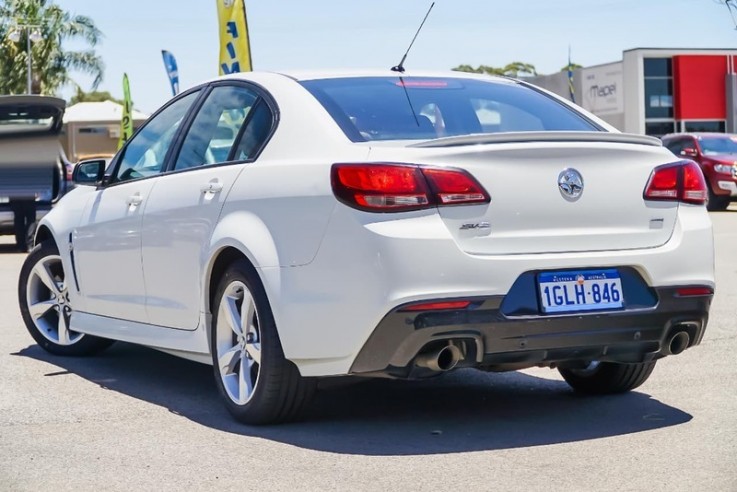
217;0;253;74
117;73;133;150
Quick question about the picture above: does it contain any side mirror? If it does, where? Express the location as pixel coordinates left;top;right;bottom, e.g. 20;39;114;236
681;147;699;158
72;159;106;186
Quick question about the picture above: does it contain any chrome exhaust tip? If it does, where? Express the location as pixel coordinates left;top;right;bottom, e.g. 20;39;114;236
667;331;690;355
415;344;463;372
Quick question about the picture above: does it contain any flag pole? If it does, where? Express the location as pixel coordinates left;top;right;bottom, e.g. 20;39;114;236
567;45;576;104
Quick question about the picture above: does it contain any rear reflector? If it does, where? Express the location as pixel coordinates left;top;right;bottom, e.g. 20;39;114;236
644;161;707;205
675;287;713;297
332;163;490;212
400;300;472;312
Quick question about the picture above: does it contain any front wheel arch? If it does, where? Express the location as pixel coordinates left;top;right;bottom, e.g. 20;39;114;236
34;224;54;249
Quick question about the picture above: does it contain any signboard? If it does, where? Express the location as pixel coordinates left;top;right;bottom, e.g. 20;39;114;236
581;63;623;116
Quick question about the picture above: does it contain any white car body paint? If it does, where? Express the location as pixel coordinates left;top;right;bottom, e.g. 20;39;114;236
34;70;714;376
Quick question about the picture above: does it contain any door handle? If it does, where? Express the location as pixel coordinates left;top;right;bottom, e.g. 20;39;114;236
201;182;224;194
126;194;143;206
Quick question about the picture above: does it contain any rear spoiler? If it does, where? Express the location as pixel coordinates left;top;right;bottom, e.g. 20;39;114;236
409;131;662;149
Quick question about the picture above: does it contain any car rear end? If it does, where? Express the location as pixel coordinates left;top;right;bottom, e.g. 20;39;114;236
0;96;67;236
280;73;714;380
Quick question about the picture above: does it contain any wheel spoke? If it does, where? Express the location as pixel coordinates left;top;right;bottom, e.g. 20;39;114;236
223;296;243;337
238;352;253;400
29;299;56;320
33;262;61;296
240;291;255;335
245;342;261;365
57;311;70;345
218;344;241;375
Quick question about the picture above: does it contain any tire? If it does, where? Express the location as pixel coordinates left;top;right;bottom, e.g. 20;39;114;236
707;187;730;211
211;259;316;425
558;360;656;395
18;241;114;356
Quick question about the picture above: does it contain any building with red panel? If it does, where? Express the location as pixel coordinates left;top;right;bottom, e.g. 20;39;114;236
528;48;737;137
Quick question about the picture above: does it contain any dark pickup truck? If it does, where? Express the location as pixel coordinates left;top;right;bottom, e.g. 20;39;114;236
0;96;71;251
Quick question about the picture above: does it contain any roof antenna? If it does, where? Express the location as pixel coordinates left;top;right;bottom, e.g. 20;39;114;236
391;2;435;73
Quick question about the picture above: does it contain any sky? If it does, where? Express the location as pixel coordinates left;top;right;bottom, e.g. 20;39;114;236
48;0;737;114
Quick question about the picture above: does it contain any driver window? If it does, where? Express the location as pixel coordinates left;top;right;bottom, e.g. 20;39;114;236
114;90;200;183
666;140;684;156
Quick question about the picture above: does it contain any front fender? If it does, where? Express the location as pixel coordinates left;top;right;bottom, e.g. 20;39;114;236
35;185;97;247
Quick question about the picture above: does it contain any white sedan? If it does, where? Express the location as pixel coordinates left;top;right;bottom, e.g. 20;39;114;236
18;70;715;424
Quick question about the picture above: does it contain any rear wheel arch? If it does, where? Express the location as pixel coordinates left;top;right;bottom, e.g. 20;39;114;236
207;247;256;316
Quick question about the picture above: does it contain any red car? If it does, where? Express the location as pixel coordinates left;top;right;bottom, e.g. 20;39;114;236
662;133;737;211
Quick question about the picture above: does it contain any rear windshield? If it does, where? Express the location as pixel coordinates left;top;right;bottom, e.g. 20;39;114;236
300;77;600;142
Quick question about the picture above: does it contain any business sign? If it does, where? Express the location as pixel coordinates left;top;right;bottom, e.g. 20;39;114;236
581;63;623;115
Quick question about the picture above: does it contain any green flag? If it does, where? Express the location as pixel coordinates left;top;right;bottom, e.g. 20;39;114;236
118;73;133;149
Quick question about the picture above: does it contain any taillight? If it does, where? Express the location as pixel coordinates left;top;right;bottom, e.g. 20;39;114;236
331;163;490;212
643;161;707;205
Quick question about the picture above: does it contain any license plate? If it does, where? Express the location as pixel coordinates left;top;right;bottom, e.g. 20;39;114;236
538;269;624;314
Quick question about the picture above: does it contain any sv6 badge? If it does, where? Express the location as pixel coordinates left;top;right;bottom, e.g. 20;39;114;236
460;222;491;231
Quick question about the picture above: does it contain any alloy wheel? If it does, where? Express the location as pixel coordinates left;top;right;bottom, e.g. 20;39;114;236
215;281;262;405
25;254;81;346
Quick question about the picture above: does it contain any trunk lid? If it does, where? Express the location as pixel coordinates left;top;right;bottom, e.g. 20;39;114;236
366;132;680;255
0;96;65;200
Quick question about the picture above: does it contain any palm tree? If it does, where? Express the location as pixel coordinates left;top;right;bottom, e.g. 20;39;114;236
0;0;104;95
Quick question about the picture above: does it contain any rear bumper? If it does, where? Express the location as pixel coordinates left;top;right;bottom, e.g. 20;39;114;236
349;286;712;377
266;203;713;377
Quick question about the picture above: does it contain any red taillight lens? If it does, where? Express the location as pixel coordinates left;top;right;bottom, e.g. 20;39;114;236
422;168;489;205
644;161;707;205
400;300;472;312
332;164;430;211
675;287;713;297
331;163;490;212
682;162;708;203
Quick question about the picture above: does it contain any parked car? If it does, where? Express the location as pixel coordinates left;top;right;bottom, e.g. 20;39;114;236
661;132;737;211
18;71;715;424
0;95;71;250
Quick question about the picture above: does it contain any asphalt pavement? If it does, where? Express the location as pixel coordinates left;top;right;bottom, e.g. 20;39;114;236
0;212;735;491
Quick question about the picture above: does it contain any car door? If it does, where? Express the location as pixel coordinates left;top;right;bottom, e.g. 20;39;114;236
71;90;202;322
141;83;276;329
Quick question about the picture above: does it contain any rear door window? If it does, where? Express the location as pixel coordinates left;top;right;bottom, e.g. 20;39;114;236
173;85;259;171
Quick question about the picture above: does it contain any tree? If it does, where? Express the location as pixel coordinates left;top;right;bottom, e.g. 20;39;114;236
711;0;737;28
69;87;123;105
453;62;538;77
0;0;104;95
561;62;583;72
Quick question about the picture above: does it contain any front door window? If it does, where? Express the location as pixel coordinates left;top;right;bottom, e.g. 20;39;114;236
114;91;201;182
